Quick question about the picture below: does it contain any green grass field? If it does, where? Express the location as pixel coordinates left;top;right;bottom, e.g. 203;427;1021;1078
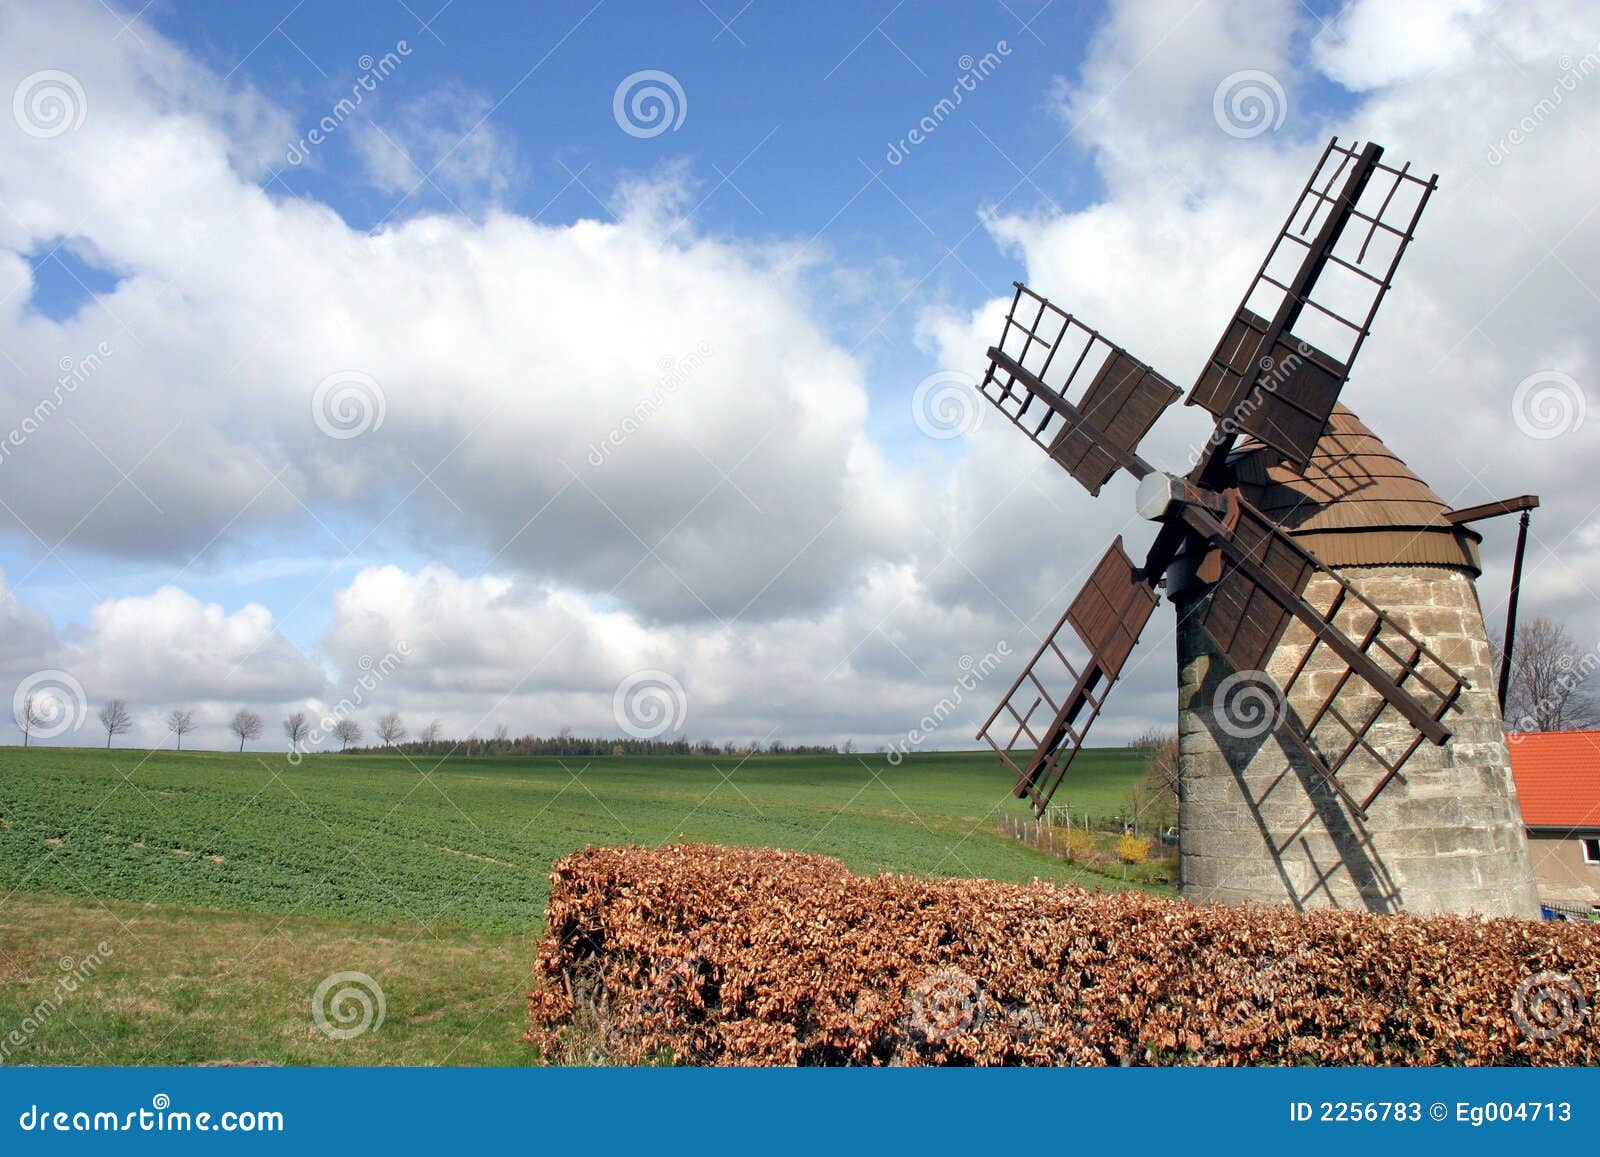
0;745;1154;1065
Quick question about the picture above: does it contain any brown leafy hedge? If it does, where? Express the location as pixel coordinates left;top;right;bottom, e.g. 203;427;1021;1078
524;844;1598;1066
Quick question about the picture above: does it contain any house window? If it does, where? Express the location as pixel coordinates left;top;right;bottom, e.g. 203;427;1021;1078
1583;837;1600;865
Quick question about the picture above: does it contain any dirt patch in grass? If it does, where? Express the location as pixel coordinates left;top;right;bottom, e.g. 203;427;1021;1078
425;842;518;868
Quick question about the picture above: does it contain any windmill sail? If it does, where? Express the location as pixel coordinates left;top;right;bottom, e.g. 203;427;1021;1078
1187;139;1437;469
977;537;1158;815
979;283;1179;495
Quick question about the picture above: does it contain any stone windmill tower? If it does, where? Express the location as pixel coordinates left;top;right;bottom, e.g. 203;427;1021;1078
967;138;1540;918
1174;408;1538;916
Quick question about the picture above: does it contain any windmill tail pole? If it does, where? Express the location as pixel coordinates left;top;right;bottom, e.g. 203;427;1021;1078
1497;508;1533;712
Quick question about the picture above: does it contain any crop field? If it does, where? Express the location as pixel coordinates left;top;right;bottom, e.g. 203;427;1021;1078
0;745;1154;1065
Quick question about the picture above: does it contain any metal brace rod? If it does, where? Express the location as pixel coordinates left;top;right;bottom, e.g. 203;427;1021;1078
1441;495;1540;711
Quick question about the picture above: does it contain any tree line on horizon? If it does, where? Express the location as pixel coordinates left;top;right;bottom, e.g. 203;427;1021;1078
17;698;847;757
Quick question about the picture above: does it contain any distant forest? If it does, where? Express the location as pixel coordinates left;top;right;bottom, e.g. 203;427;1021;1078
344;730;848;758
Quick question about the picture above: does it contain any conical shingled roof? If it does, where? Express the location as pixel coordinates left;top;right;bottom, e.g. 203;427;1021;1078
1231;404;1481;573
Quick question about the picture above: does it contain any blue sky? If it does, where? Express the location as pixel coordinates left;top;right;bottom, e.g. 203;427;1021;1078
3;0;1596;750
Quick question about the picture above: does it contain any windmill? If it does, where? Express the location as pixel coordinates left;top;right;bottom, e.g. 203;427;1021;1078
970;138;1540;917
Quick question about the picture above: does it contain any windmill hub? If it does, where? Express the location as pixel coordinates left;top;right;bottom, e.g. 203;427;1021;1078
967;136;1540;918
1134;472;1179;521
1133;472;1225;523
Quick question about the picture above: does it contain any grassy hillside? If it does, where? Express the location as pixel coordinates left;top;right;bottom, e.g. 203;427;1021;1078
0;746;1153;930
0;745;1154;1064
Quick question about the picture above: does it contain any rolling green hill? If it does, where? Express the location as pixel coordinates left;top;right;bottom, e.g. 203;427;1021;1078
0;745;1155;1064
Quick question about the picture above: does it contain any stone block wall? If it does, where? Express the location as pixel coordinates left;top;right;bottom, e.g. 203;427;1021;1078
1176;563;1541;917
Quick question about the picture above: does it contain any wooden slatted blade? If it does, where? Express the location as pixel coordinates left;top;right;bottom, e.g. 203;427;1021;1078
978;283;1179;495
1070;539;1158;674
1187;138;1437;468
1188;309;1349;465
1194;496;1466;814
977;537;1159;816
1201;496;1314;674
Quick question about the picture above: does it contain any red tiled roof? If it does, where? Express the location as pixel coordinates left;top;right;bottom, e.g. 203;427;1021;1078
1507;730;1600;829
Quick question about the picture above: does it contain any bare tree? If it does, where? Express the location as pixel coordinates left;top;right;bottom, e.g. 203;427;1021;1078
419;719;443;744
21;693;49;747
376;710;407;745
332;718;363;751
283;711;309;749
166;708;196;751
229;708;264;752
97;699;132;748
1132;729;1184;809
492;722;510;745
1499;615;1600;733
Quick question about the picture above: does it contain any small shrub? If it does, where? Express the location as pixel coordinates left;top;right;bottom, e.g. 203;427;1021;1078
1065;828;1096;862
1117;834;1149;864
